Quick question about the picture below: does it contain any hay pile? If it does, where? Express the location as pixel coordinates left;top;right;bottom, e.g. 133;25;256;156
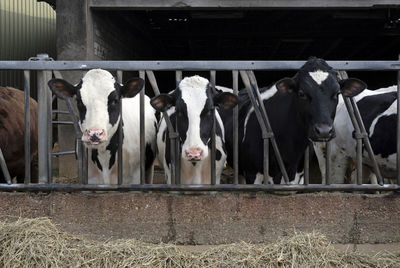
0;218;399;267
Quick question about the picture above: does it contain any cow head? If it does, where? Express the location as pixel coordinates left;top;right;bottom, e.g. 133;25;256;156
275;57;366;142
48;69;144;148
151;75;238;162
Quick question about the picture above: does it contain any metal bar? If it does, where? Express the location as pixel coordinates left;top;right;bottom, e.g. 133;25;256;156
175;71;182;184
117;70;123;185
0;60;399;71
52;151;75;157
52;121;74;125
139;71;145;184
350;97;384;185
146;70;177;184
46;71;53;183
398;54;400;185
0;183;399;192
304;146;310;185
244;71;289;183
325;141;331;185
0;148;11;185
246;71;271;184
37;70;49;183
210;70;217;185
65;98;85;184
52;110;70;114
24;70;31;184
232;70;239;184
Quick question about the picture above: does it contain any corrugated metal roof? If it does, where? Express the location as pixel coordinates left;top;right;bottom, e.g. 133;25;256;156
0;0;56;93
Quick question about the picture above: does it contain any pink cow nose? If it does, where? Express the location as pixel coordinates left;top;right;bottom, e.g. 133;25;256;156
185;148;203;161
85;128;105;144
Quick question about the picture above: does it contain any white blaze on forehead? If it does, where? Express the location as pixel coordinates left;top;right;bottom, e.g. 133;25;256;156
179;75;209;154
79;69;118;139
309;70;329;85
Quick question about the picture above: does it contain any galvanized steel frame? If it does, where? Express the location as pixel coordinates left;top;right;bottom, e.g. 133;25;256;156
0;58;399;192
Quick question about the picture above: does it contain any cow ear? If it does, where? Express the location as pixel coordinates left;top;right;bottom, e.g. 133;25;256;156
275;78;297;94
121;77;144;98
150;94;176;112
48;79;77;99
340;78;367;97
214;92;239;110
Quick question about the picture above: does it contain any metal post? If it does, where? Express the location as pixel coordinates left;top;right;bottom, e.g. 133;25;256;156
146;70;178;184
242;70;289;183
139;71;146;184
210;70;217;185
232;70;239;184
397;54;400;185
325;141;331;185
175;71;182;184
24;71;31;184
117;70;123;185
0;148;11;184
37;69;49;183
46;70;53;183
339;70;383;185
304;145;310;185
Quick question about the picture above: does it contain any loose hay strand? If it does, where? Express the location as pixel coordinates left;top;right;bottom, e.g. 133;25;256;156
0;218;399;267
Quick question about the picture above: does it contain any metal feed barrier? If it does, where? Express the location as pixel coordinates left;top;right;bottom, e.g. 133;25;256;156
0;55;400;192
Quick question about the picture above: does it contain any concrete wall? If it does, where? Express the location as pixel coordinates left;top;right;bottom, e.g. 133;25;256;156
1;191;399;244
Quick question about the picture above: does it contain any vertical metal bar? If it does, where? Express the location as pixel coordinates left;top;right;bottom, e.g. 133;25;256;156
139;71;145;184
350;97;383;185
397;55;400;185
24;70;31;184
325;141;331;185
304;145;310;185
0;148;11;184
146;70;177;184
175;71;182;184
46;71;52;183
263;138;269;185
244;71;289;183
37;70;49;183
356;134;363;185
232;70;239;184
65;98;84;184
210;70;217;185
117;70;123;185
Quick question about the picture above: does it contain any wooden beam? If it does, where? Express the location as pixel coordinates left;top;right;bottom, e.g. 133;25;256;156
89;0;400;9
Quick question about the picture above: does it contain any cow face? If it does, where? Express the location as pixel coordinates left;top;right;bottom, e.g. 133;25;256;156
151;75;238;162
48;69;144;148
275;57;366;142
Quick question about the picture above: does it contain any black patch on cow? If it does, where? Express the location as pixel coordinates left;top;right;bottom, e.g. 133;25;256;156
357;91;397;132
145;143;155;171
175;99;189;144
91;149;103;171
216;149;222;161
75;83;86;124
106;126;121;170
107;89;121;127
370;114;397;158
162;129;167;142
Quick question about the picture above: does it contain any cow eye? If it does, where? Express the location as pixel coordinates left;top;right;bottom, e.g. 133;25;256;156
298;90;308;100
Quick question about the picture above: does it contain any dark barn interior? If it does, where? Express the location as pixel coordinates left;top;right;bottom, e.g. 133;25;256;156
92;8;400;93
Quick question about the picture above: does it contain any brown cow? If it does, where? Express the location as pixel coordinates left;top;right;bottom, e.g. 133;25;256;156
0;86;38;183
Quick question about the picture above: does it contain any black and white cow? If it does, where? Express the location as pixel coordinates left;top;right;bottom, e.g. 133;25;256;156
150;75;238;184
314;85;397;184
220;57;367;184
48;69;157;184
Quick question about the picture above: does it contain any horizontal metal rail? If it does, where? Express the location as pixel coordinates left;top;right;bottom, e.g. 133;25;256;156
0;60;399;71
0;183;398;192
